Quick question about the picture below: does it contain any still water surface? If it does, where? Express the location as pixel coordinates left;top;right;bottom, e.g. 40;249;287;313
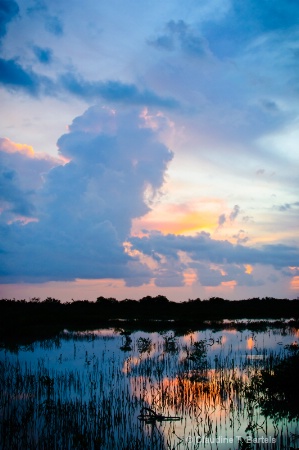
1;324;298;449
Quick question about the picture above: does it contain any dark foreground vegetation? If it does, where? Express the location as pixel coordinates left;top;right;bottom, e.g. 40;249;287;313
0;327;298;449
0;296;298;342
256;345;299;420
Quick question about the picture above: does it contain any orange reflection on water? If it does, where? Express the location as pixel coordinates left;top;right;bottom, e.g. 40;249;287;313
292;329;299;338
247;337;255;350
122;357;141;374
181;332;198;343
129;365;250;429
130;373;219;413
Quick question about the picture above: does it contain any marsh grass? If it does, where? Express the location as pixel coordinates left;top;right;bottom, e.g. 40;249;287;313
0;328;298;449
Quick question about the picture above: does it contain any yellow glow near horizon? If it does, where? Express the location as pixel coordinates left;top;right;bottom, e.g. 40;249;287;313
132;207;218;236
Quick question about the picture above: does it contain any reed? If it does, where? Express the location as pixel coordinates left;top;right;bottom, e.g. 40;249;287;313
0;327;298;449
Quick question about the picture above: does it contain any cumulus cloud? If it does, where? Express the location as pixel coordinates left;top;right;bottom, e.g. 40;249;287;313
0;106;173;283
0;168;35;218
129;231;299;287
1;0;298;294
0;137;60;222
190;261;263;288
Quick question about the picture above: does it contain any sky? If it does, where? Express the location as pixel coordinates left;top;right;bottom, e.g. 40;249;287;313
0;0;299;302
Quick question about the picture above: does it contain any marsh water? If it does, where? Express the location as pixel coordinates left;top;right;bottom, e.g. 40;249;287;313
1;323;299;449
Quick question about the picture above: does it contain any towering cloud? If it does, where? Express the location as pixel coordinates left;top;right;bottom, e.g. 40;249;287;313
0;106;173;283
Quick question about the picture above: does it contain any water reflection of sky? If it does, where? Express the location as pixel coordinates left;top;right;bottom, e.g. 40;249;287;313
2;326;296;366
1;325;298;449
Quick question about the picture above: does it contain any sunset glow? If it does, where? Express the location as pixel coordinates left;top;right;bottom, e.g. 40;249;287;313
291;276;299;291
0;0;298;301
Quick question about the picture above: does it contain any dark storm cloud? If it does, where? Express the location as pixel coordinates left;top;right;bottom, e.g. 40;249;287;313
0;106;173;283
0;0;19;39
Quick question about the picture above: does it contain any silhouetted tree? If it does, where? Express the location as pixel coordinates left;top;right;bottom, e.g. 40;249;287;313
96;296;117;305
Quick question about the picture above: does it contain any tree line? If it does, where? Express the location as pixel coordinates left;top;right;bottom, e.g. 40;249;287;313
0;295;298;341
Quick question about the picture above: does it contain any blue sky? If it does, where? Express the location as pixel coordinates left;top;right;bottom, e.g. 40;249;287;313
0;0;299;301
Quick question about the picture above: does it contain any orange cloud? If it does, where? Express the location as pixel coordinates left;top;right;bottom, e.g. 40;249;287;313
245;264;253;274
221;280;237;288
1;137;35;157
7;217;39;225
0;137;68;164
291;276;299;290
183;270;197;286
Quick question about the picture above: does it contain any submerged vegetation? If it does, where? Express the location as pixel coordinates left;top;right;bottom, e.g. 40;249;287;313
0;326;299;449
255;344;299;420
1;297;298;448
